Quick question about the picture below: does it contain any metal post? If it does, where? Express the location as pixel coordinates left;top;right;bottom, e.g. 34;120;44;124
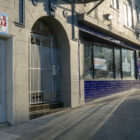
29;43;32;104
50;36;54;103
78;39;82;103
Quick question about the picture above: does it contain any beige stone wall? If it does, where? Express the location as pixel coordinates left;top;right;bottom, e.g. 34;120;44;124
77;0;140;45
0;0;82;124
1;0;140;124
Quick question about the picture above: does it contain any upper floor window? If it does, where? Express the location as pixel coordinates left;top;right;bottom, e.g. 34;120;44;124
123;0;133;28
136;6;140;24
15;0;25;27
19;0;24;24
111;0;119;9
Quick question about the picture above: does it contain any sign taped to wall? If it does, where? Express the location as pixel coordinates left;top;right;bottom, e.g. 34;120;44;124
0;13;8;35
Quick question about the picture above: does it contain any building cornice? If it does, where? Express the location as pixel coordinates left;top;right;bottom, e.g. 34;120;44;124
78;14;140;46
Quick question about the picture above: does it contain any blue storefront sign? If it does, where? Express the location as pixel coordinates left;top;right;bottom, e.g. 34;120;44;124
79;25;138;50
0;13;8;35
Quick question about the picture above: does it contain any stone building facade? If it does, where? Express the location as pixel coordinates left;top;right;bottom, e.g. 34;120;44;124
0;0;140;125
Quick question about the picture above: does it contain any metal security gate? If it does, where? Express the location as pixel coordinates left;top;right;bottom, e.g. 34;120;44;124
0;39;6;123
29;34;61;104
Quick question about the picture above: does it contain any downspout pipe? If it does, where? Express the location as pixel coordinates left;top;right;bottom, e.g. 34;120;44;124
71;2;82;103
72;2;75;40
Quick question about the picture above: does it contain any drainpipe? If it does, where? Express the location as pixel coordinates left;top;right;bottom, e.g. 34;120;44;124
72;2;75;40
78;39;82;104
71;2;82;104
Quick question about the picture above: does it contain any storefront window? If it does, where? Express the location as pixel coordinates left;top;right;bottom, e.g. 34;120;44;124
122;48;135;78
84;41;136;80
115;47;121;78
84;42;93;79
94;43;114;79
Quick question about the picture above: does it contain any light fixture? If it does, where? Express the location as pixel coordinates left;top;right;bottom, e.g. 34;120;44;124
106;14;113;20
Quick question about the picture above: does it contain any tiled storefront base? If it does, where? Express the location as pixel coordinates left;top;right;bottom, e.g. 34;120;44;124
84;80;139;102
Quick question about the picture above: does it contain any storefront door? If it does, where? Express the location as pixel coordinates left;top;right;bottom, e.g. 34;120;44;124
0;39;6;123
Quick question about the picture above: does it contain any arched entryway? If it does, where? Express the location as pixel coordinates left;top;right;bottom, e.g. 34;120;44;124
29;16;71;118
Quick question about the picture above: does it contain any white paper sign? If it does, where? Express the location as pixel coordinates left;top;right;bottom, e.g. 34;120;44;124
94;58;107;71
123;58;130;72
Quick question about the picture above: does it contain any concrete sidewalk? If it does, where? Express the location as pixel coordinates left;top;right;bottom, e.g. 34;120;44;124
0;89;140;140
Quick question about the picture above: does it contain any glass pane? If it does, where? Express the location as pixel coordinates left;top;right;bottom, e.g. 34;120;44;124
124;4;127;26
115;47;121;78
128;5;132;28
19;0;24;23
122;48;135;78
84;42;93;79
114;0;117;9
94;43;114;79
130;51;135;77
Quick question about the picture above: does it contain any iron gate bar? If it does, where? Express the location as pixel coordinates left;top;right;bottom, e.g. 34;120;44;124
29;34;61;105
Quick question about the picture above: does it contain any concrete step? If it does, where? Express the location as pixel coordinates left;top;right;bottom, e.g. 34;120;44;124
29;102;65;120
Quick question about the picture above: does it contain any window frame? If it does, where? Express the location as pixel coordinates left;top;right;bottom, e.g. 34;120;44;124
83;41;136;80
123;0;134;29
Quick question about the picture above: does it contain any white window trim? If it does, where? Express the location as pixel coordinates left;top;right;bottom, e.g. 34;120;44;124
123;1;133;29
110;0;119;10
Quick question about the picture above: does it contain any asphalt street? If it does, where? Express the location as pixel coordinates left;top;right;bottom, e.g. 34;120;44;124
0;90;140;140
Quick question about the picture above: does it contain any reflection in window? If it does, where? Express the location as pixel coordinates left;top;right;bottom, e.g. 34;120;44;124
83;41;136;80
94;43;114;79
122;49;135;78
84;42;93;79
114;47;121;78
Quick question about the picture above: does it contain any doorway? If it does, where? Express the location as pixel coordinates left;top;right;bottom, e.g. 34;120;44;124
0;39;6;123
29;34;61;104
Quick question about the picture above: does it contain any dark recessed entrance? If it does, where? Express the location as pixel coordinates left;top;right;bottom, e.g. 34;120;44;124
29;16;70;119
